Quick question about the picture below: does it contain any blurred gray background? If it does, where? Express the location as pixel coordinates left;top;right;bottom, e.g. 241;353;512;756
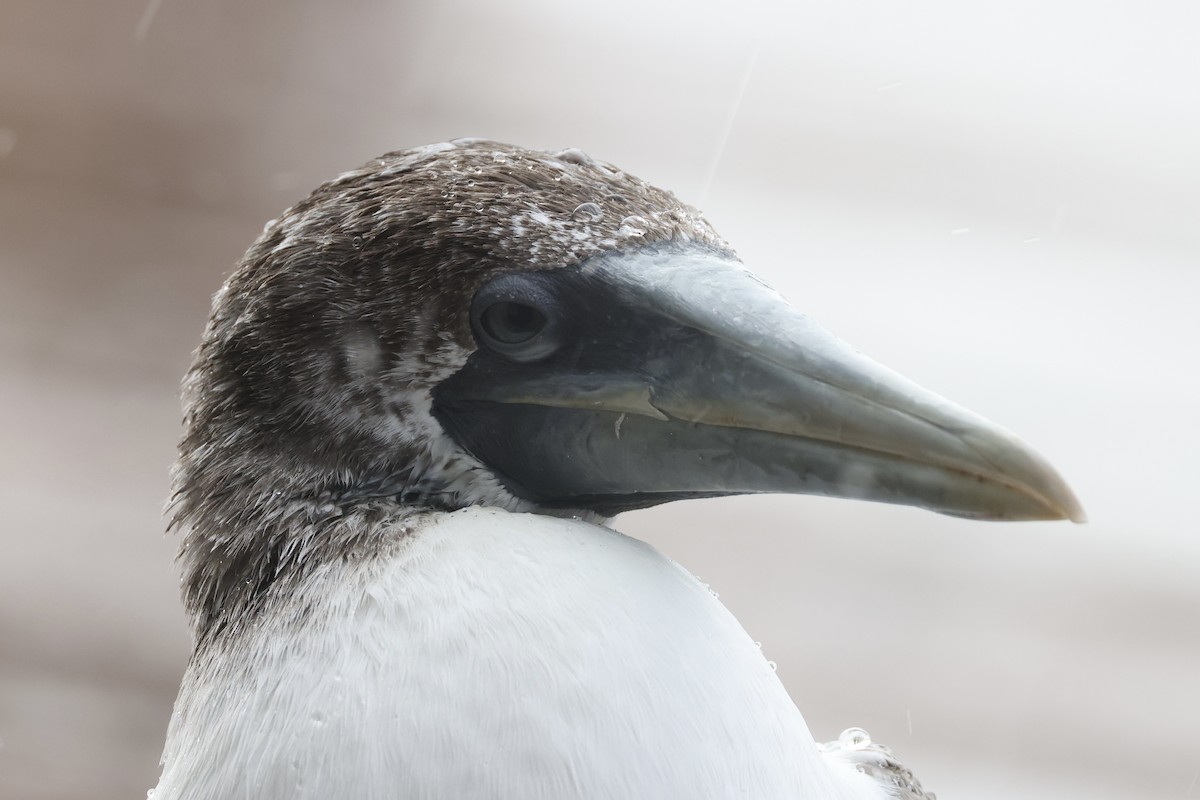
1;1;1197;798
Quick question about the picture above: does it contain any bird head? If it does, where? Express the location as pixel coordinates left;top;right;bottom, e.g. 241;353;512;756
174;139;1083;632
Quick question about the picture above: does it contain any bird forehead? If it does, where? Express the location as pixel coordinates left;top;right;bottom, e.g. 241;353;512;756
299;139;731;273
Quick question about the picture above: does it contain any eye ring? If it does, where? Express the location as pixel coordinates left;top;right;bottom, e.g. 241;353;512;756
470;273;563;362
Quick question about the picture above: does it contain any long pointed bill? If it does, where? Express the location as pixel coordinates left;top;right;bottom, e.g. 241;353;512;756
433;248;1085;521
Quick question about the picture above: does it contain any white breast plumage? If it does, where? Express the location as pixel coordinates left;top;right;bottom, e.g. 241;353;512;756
155;508;883;800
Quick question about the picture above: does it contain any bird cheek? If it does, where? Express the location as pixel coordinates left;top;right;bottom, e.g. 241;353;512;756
339;324;386;383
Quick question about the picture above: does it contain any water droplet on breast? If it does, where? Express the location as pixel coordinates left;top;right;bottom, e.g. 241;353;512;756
838;727;872;749
618;215;648;238
766;660;778;672
571;202;603;222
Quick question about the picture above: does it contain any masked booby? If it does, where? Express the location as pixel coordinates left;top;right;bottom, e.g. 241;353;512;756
152;139;1084;800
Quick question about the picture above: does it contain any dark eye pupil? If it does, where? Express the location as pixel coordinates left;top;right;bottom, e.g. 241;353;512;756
480;301;546;344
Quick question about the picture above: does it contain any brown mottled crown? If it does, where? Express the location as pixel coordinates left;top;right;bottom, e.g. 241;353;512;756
239;139;730;331
313;139;732;272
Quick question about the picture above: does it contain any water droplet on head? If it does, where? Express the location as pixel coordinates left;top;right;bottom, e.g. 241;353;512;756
767;660;778;672
571;202;603;222
838;727;872;749
556;148;594;166
618;215;648;238
351;235;364;249
466;179;476;187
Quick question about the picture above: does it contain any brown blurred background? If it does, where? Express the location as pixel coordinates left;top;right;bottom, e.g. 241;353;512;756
1;1;1197;798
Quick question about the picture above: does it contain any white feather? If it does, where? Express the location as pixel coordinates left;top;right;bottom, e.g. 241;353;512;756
153;507;886;800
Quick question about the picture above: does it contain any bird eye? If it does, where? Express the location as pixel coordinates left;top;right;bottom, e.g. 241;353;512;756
479;301;546;345
470;273;563;362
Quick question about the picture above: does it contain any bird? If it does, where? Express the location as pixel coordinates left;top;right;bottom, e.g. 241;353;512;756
151;139;1084;800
